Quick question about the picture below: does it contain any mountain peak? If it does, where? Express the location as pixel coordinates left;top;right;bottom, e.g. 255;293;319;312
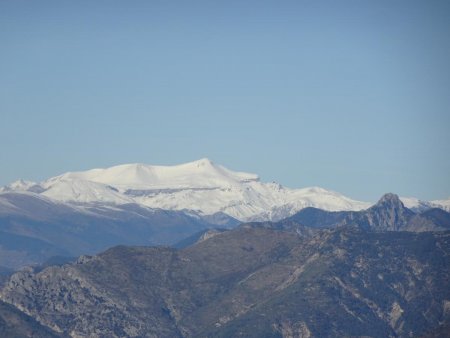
0;159;371;221
191;158;214;167
364;193;414;231
178;158;219;172
38;159;262;198
377;193;403;206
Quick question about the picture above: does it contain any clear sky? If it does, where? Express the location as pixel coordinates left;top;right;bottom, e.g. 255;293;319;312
1;0;449;202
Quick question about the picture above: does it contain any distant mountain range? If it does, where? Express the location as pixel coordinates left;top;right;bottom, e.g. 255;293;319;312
2;159;448;221
1;159;449;271
1;160;450;337
175;193;450;251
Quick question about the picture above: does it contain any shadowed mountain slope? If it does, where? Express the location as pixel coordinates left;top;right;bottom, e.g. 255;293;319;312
0;192;234;270
0;299;65;338
1;225;449;338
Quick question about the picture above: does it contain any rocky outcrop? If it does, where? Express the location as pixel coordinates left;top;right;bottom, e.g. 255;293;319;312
284;193;450;232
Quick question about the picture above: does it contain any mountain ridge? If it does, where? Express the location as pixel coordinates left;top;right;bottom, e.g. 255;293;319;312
278;193;450;233
0;159;399;222
3;159;448;221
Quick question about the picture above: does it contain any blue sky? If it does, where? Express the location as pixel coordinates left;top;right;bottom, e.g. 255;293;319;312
1;0;449;201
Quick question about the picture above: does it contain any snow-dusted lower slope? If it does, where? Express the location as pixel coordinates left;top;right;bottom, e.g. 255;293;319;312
42;179;134;204
1;159;373;221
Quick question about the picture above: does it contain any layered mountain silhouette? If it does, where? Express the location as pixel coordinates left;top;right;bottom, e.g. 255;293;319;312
0;193;449;336
1;163;450;338
1;192;449;271
1;159;449;274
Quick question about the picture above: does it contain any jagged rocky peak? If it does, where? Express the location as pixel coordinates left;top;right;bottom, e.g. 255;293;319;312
364;193;415;231
375;193;405;208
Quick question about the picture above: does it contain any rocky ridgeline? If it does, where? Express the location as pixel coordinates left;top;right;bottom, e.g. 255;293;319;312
282;193;450;233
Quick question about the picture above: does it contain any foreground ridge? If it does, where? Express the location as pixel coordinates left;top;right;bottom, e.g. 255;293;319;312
1;225;449;337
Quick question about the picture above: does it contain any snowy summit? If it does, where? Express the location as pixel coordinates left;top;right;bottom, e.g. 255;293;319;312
2;158;447;221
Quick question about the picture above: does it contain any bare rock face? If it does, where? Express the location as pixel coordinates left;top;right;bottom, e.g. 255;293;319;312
1;226;450;338
367;193;414;229
345;193;449;232
1;248;182;338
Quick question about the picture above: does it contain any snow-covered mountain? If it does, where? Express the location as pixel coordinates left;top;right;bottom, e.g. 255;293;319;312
399;196;450;213
429;198;450;212
0;159;371;221
1;158;448;221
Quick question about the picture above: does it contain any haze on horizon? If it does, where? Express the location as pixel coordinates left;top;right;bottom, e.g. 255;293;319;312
1;0;449;202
